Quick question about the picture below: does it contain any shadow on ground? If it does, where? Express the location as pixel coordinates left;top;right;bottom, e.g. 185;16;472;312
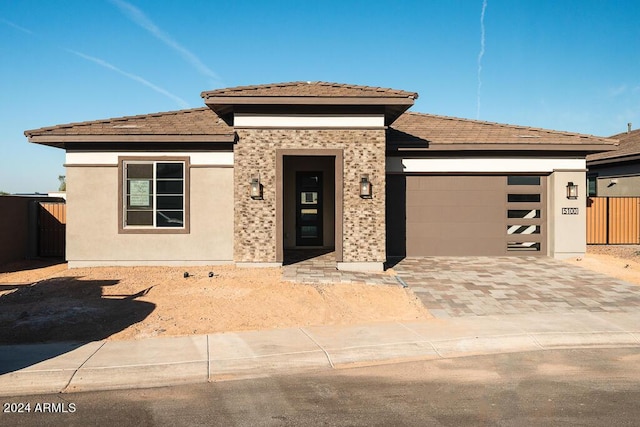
283;248;335;265
0;258;66;274
0;274;155;374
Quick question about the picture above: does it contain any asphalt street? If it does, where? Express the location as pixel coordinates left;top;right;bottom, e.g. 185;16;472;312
2;348;640;426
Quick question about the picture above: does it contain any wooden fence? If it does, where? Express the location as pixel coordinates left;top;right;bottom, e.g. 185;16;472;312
38;201;66;257
586;197;640;244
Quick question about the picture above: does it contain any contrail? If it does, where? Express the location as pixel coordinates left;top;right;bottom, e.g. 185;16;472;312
3;18;190;108
0;18;33;34
65;49;190;108
476;0;487;120
110;0;221;85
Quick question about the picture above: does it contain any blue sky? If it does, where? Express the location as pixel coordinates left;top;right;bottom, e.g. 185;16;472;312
1;0;639;193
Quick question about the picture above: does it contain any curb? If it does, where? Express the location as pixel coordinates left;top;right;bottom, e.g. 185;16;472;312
1;313;639;396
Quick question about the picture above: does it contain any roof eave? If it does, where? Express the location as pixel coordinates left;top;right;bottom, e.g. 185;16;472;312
388;142;618;153
203;96;415;126
588;153;640;166
27;133;236;149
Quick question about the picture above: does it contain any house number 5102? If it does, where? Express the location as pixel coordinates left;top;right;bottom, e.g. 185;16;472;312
562;207;579;215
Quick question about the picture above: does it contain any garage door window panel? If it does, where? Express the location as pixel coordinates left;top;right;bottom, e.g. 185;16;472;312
506;175;544;253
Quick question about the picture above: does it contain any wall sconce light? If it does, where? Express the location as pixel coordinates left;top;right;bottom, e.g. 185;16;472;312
566;182;578;200
250;174;262;200
360;174;372;199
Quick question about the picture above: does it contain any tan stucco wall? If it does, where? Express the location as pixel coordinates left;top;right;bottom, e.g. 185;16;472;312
596;175;640;197
234;128;386;264
66;165;233;267
548;170;586;259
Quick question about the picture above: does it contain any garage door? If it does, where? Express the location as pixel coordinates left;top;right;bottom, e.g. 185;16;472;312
387;175;546;256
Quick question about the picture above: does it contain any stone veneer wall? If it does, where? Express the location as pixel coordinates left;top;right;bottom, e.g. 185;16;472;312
234;128;386;263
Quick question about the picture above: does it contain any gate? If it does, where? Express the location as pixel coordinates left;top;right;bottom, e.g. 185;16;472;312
38;201;66;257
586;197;640;244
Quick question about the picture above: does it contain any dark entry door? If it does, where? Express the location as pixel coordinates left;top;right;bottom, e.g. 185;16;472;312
296;171;323;246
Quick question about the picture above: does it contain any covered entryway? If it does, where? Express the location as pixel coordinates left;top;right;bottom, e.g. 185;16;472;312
279;153;342;264
387;175;546;256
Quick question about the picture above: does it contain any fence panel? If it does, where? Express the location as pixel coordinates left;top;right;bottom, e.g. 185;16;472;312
586;197;608;244
38;202;66;257
608;197;640;244
586;197;640;244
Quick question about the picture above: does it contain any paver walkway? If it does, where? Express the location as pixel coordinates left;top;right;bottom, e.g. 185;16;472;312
282;251;398;285
394;257;640;318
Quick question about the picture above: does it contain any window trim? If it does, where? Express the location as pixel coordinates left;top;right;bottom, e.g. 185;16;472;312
118;156;190;234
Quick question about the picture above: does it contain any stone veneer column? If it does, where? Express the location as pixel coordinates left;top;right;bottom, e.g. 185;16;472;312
234;128;386;266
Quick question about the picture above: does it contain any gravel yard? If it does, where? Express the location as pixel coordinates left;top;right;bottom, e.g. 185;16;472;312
1;245;638;345
565;245;640;286
0;262;430;344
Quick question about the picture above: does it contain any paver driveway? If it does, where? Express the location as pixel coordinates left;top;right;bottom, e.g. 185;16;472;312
393;257;640;318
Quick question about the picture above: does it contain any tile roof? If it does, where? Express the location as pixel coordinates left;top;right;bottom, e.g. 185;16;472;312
587;129;640;162
201;81;418;99
25;108;231;138
25;99;616;152
389;112;618;148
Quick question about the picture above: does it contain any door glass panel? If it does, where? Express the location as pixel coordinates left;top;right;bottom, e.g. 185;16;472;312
300;226;318;238
301;192;318;204
507;225;541;234
296;171;323;246
507;176;540;185
508;194;541;203
507;242;541;251
508;209;541;219
300;208;318;221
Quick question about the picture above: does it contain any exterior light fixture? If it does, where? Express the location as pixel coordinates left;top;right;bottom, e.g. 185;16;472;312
250;174;262;200
566;182;578;200
360;174;372;199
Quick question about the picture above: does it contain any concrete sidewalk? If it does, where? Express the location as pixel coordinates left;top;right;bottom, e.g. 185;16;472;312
1;311;639;397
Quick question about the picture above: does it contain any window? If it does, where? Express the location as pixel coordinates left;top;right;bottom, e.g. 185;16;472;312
507;194;541;203
587;175;597;197
120;158;189;233
507;176;540;186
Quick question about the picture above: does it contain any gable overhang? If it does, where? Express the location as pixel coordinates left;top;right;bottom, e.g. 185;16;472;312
201;95;415;126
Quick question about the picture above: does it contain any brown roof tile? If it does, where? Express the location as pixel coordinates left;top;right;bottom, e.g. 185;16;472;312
25;93;616;153
25;108;231;138
389;112;617;148
587;129;640;162
201;81;418;99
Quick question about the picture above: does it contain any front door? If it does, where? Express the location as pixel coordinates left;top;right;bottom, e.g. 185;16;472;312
296;171;323;246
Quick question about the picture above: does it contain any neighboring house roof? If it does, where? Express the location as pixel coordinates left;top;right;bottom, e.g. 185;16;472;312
25;108;234;148
388;112;618;152
587;128;640;165
201;81;418;125
25;81;617;153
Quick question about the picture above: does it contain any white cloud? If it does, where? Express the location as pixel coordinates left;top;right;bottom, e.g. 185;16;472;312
110;0;221;84
66;49;190;108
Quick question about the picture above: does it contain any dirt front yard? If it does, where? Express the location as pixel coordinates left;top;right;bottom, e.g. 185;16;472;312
0;262;430;344
565;245;640;286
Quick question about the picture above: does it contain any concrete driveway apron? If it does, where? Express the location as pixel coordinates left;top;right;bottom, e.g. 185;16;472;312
393;257;640;318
